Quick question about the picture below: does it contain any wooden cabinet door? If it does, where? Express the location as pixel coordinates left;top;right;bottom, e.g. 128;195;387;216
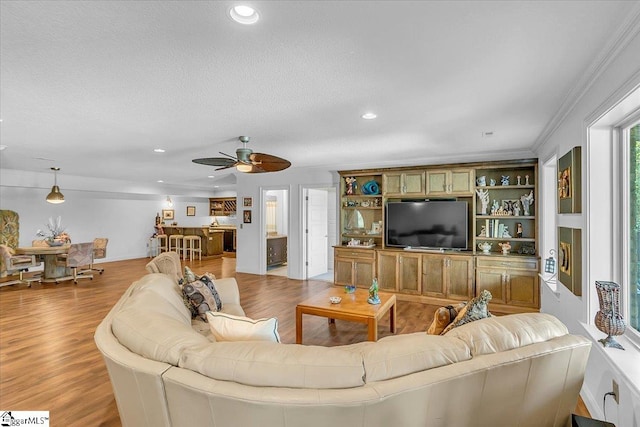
382;173;402;195
475;268;506;304
506;270;539;308
334;258;354;285
421;254;445;297
354;259;375;289
426;170;448;195
402;171;426;196
446;256;473;300
398;253;421;294
450;169;474;195
377;252;398;291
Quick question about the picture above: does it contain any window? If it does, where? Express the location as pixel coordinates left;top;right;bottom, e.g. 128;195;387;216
626;121;640;334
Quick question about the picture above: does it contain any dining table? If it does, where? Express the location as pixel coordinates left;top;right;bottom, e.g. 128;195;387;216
15;245;70;283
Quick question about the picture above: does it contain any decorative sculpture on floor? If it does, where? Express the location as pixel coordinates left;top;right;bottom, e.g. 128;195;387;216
594;281;625;350
368;277;380;305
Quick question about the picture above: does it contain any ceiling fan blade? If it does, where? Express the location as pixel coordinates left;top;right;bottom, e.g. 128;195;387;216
247;153;291;173
219;151;238;160
215;164;236;171
192;157;236;167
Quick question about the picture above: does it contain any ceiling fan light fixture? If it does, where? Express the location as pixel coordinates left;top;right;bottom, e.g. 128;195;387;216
46;167;65;204
236;163;253;173
230;5;260;24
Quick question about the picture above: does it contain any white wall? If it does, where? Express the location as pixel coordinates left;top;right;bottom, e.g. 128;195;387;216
235;167;337;279
1;179;212;261
535;21;640;425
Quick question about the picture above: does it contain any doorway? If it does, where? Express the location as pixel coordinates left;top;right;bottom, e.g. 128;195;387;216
264;188;289;277
302;185;337;281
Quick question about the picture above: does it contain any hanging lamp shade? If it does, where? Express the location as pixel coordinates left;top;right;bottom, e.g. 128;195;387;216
46;167;65;204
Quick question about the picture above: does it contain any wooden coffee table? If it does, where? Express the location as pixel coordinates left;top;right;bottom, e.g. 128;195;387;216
295;287;396;344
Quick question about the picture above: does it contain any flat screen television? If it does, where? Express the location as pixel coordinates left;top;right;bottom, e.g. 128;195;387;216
385;200;468;250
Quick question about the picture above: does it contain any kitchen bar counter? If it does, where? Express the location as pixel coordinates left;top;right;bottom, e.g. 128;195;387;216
161;226;223;256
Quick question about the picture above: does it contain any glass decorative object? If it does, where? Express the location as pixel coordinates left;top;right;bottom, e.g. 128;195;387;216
368;278;380;305
594;281;626;350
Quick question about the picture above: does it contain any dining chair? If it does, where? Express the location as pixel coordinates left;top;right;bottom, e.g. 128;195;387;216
0;244;41;287
55;242;94;284
85;237;108;274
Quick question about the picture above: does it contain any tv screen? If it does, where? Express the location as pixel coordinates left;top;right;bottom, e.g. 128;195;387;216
385;201;468;250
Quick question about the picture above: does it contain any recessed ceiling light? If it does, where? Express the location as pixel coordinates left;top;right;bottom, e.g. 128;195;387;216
361;113;377;120
481;131;494;137
0;145;7;151
230;5;260;24
153;148;166;153
208;175;215;178
157;180;164;183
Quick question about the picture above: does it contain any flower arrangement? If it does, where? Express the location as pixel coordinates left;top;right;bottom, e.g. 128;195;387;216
36;216;71;245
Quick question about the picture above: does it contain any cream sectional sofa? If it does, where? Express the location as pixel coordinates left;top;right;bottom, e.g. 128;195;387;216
95;272;591;427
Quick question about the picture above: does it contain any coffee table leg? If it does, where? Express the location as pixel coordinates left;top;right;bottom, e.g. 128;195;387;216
296;307;303;344
368;318;377;341
390;302;397;334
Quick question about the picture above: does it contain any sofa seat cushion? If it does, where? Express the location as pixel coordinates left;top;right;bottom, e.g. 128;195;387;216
179;341;365;389
347;333;471;382
445;313;569;356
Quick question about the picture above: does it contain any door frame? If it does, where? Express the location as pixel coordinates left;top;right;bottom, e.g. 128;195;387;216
300;183;339;279
259;185;291;276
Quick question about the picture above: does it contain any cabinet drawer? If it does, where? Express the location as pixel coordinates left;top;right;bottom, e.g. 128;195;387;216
335;248;375;260
476;256;538;271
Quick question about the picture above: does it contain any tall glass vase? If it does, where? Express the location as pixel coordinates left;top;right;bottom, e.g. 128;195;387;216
594;281;626;350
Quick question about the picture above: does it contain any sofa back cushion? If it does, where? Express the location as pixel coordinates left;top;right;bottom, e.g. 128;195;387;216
353;333;471;382
111;274;209;366
179;341;365;389
444;313;569;356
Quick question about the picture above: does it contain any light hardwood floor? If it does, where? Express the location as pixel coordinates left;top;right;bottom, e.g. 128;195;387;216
0;256;588;426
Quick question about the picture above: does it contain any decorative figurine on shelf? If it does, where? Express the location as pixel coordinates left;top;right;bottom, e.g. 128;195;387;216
478;241;492;254
521;190;534;216
517;175;522;185
501;175;510;186
513;201;521;217
155;212;161;225
489;178;496;186
476;176;486;186
499;241;511;255
594;281;626;350
476;188;489;215
478;225;487;237
525;175;530;186
345;176;357;195
516;222;523;238
368;277;380;305
502;226;512;238
491;199;499;215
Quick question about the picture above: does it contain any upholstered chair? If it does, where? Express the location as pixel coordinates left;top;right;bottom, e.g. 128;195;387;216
145;252;183;283
85;237;108;274
0;244;41;287
55;242;94;284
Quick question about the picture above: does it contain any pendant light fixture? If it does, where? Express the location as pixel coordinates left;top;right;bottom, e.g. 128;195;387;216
46;167;65;204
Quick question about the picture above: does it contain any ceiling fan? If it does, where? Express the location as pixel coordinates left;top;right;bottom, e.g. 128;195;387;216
192;136;291;173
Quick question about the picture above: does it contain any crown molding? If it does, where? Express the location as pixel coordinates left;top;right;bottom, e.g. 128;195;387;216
533;3;640;153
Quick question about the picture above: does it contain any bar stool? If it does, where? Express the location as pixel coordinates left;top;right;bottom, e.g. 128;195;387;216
183;235;202;261
168;234;184;258
156;234;168;253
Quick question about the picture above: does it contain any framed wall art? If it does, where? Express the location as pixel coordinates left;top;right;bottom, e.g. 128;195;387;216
162;209;175;220
557;146;581;213
186;206;196;216
558;227;582;296
243;210;252;224
243;197;253;207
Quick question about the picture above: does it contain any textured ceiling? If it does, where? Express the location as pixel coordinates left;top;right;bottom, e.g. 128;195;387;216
1;1;638;192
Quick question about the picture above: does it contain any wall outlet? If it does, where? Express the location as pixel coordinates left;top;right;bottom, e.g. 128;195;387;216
612;379;619;404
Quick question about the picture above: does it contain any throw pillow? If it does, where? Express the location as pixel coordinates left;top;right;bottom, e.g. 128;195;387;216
441;290;493;335
181;267;223;321
426;302;466;335
206;311;281;343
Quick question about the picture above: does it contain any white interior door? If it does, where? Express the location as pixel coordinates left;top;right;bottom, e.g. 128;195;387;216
307;188;328;278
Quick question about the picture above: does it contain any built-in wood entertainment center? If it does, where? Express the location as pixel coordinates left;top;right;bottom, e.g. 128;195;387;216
335;159;539;313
